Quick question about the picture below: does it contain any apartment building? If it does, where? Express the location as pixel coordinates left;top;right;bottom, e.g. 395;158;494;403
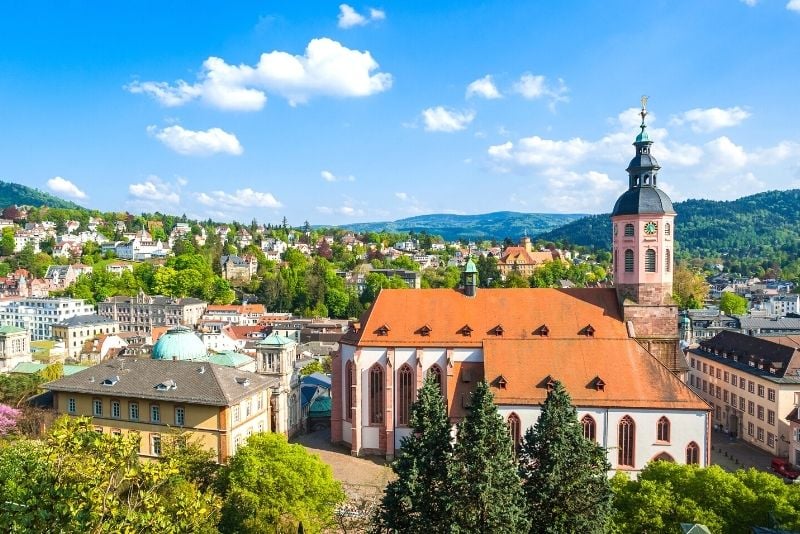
0;297;95;340
97;291;206;334
52;314;120;359
687;331;800;457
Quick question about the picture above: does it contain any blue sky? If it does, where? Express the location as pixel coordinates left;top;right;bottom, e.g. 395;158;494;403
1;0;799;225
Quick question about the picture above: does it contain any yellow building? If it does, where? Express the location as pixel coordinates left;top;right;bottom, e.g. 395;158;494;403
45;358;276;462
52;314;119;360
497;237;563;279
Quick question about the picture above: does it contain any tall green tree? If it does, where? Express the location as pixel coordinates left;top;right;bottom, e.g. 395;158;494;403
518;381;612;533
378;375;455;533
218;433;344;534
451;381;530;533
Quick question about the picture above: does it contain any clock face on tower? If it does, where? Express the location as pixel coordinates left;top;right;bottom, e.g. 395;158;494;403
644;221;658;235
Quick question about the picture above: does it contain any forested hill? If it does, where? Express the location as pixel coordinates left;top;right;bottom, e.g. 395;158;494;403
0;180;83;210
539;189;800;265
340;211;586;241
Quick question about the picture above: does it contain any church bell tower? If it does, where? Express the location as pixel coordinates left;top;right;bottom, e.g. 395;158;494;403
611;98;683;374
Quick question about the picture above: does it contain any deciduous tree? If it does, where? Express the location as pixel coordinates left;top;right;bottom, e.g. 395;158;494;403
218;433;344;533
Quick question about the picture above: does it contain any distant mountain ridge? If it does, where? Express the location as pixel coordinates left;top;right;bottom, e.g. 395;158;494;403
0;180;83;210
338;211;587;241
539;189;800;260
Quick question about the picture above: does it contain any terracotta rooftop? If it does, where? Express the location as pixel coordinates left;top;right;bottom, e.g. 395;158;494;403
499;247;557;265
344;288;627;347
206;304;266;315
483;338;708;411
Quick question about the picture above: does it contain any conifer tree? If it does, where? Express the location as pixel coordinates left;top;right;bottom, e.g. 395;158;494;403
518;380;612;533
451;380;530;533
377;375;454;533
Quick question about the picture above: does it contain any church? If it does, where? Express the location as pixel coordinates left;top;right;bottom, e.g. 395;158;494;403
331;103;710;473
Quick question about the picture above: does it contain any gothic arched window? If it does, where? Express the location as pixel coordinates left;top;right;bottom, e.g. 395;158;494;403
665;249;671;273
618;415;636;467
345;360;354;422
624;223;634;237
427;364;444;395
507;412;521;452
657;416;671;442
686;441;700;465
624;249;634;272
645;249;656;272
369;364;384;425
581;414;596;442
397;365;414;426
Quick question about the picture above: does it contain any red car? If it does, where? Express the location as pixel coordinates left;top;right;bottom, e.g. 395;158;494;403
771;458;800;480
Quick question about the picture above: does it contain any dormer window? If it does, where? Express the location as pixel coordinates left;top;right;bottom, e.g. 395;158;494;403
535;325;549;337
417;324;432;337
154;379;177;391
235;377;251;386
495;375;508;389
581;325;595;337
545;376;556;391
101;376;119;387
490;325;504;336
375;324;390;336
459;325;473;337
591;376;606;391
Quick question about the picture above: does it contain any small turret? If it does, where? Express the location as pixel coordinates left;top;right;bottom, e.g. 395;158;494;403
463;257;478;297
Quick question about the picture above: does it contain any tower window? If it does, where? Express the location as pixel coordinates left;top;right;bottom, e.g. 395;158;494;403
624;224;634;237
665;249;671;272
645;249;656;272
665;222;671;236
624;249;634;272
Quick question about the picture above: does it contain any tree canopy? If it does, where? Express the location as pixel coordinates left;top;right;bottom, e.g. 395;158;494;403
217;432;344;533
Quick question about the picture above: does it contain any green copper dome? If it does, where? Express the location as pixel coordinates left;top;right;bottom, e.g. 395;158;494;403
152;326;208;361
464;257;478;274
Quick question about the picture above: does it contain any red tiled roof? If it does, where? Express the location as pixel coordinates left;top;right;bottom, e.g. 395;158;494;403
206;304;266;315
483;338;708;411
225;325;267;340
345;288;627;346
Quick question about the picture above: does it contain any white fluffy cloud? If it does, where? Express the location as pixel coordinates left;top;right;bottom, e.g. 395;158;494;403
670;106;750;132
147;125;243;156
321;170;355;182
128;176;180;204
422;106;475;132
338;4;385;28
488;105;800;209
741;0;758;5
196;188;282;208
46;176;86;199
127;38;392;109
788;0;800;11
466;75;501;99
512;73;569;109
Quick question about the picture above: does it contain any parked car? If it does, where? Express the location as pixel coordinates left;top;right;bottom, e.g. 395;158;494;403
771;458;800;480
